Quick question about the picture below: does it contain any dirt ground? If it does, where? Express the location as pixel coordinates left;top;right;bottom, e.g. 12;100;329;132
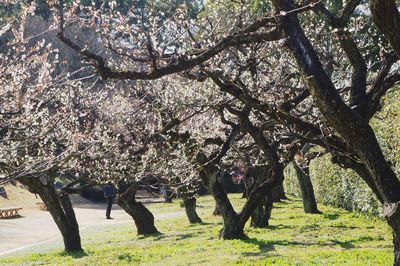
0;185;182;257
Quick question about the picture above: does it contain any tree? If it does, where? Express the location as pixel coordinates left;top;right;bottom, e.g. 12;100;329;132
44;0;400;262
0;13;88;252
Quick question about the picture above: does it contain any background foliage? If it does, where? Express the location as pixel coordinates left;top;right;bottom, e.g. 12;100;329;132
285;87;400;216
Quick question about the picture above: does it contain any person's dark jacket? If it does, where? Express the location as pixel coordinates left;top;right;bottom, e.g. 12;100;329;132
104;184;116;197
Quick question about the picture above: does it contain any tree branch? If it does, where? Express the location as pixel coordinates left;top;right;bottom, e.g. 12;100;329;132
370;0;400;57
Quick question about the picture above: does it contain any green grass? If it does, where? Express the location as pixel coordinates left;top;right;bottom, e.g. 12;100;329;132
0;195;393;265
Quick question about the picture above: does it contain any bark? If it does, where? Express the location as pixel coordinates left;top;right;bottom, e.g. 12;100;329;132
332;154;384;204
293;163;321;214
161;188;173;203
196;118;283;239
117;184;159;235
250;193;273;228
210;173;246;239
245;167;274;228
182;197;202;224
19;176;82;252
274;0;400;202
265;193;273;224
394;232;400;266
200;165;246;239
384;202;400;266
212;173;225;216
251;204;268;228
273;1;400;263
219;211;246;239
370;0;400;58
199;152;282;239
213;204;221;216
272;184;287;202
57;192;82;252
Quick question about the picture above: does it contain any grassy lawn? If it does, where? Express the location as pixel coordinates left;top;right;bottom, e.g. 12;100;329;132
0;195;393;265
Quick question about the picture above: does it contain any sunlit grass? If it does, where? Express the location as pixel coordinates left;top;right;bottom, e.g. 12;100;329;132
0;195;393;265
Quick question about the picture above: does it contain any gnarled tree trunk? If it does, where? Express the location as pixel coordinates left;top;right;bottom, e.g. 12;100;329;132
182;196;202;223
219;211;246;239
117;184;159;235
245;166;274;228
272;184;287;202
195;116;284;240
210;171;247;239
293;163;320;214
19;176;83;252
250;192;273;228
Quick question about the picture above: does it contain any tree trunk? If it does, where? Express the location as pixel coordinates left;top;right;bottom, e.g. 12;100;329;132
384;203;400;266
182;196;202;223
117;184;159;235
161;188;173;203
213;204;221;215
274;1;400;263
251;204;268;228
332;154;384;204
265;192;273;225
212;180;246;239
196;118;283;240
271;184;287;202
293;163;321;214
394;232;400;266
200;166;247;239
19;176;83;252
250;192;273;228
57;192;83;252
370;0;400;58
219;212;246;239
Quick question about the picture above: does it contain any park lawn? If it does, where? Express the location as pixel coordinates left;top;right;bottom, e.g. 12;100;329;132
0;195;393;265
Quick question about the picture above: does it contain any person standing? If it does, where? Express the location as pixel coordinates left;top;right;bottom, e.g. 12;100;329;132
104;182;116;219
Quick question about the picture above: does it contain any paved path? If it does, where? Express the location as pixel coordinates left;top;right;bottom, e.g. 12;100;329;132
0;202;183;257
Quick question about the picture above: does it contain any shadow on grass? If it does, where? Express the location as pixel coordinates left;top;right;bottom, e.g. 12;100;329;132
176;232;200;240
265;224;294;230
60;250;88;259
274;200;291;205
300;223;320;232
189;222;213;226
320;235;377;249
242;235;364;253
137;232;165;241
241;237;276;257
324;240;355;249
331;225;358;229
323;213;340;220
